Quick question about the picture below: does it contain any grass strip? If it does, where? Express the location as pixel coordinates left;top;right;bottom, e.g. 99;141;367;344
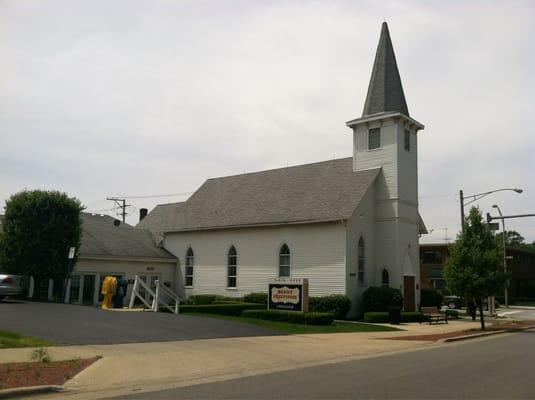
0;330;54;349
186;313;402;334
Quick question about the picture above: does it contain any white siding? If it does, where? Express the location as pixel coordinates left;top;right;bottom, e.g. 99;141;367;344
163;222;347;298
353;118;398;200
346;183;376;317
351;114;423;312
74;258;178;306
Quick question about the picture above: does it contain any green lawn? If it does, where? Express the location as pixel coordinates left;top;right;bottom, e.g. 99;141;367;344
186;313;402;334
0;330;53;349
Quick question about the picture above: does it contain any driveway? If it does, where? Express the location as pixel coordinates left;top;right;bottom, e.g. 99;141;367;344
0;301;283;344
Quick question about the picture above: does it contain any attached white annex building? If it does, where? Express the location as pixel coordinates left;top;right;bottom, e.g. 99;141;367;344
138;22;426;317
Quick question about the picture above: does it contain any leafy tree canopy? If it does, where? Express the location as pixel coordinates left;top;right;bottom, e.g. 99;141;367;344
1;190;83;279
444;207;506;329
495;230;525;247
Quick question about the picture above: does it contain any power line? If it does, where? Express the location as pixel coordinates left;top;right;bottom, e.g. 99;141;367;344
106;191;194;199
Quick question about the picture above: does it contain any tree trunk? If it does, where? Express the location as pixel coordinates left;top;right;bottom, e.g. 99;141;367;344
476;297;485;330
468;298;477;320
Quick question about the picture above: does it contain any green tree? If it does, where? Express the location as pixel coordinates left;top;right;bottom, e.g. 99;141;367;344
495;230;525;247
1;190;83;296
444;207;505;330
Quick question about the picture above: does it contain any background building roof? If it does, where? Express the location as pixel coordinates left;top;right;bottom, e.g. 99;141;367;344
80;213;175;259
137;157;380;233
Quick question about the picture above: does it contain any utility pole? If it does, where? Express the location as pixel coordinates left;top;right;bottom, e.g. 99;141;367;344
106;197;128;223
459;190;465;235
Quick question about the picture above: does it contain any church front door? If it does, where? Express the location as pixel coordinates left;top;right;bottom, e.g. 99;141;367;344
403;276;415;311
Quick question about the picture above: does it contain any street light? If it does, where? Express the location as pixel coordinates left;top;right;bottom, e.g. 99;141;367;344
492;204;509;308
459;188;523;234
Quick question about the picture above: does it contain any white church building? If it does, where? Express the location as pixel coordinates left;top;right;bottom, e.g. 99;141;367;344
138;22;426;317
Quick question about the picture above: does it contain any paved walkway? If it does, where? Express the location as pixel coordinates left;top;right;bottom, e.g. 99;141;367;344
1;320;480;399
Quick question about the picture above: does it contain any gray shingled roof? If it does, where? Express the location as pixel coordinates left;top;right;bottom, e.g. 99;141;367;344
362;22;409;117
80;213;175;259
137;158;380;233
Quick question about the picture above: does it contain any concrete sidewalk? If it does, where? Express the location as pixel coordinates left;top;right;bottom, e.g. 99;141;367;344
1;320;480;399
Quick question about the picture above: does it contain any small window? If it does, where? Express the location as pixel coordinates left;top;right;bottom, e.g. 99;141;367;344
227;246;237;288
382;269;389;287
358;237;365;284
185;247;194;287
422;250;442;264
404;129;410;151
279;244;291;277
368;128;381;150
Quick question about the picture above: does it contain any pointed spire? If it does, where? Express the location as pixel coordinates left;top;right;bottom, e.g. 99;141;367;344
362;22;409;117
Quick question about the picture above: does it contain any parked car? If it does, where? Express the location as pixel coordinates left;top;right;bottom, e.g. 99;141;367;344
443;295;465;309
443;295;499;310
0;274;24;300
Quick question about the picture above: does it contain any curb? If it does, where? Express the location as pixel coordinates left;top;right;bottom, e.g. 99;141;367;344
0;385;64;399
442;329;509;343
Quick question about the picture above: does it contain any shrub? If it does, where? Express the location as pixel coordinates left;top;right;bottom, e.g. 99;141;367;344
242;310;334;325
309;295;351;319
445;309;459;319
183;294;238;305
363;312;389;323
401;312;422;322
243;292;268;307
420;289;443;308
363;287;403;312
179;303;263;316
363;311;423;323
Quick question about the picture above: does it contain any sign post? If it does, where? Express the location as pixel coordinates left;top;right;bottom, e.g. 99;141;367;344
268;278;309;312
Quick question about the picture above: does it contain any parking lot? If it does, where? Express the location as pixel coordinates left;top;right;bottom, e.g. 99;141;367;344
0;300;283;344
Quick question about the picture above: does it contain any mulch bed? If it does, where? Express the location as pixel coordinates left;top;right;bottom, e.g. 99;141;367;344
382;320;535;343
0;357;99;390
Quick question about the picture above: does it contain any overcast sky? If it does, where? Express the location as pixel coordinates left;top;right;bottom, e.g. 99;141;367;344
1;0;534;243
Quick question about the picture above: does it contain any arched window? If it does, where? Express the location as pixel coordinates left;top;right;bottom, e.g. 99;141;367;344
227;246;237;288
358;237;365;284
185;247;194;287
382;269;389;287
279;244;291;277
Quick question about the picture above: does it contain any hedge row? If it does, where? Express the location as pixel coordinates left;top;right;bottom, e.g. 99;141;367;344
242;309;334;325
182;294;239;305
179;303;263;316
309;295;351;320
363;311;423;323
242;292;351;319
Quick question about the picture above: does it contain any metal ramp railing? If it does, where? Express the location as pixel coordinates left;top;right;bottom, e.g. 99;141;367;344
128;275;180;314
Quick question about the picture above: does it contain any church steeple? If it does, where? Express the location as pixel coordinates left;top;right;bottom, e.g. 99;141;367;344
362;22;409;117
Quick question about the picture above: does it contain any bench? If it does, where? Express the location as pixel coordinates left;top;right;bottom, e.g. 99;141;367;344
420;306;448;324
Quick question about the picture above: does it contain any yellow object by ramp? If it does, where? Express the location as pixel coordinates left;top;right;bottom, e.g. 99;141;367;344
101;276;117;309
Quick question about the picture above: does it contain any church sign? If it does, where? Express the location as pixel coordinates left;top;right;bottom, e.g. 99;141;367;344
268;278;309;312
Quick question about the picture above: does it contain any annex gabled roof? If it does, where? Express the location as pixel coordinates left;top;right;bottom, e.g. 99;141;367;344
80;213;175;260
362;22;409;117
138;158;380;233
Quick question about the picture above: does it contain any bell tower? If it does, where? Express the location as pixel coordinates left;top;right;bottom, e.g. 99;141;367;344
346;22;424;310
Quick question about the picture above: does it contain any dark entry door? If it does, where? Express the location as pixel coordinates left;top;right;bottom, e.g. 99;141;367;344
82;274;95;305
403;276;415;311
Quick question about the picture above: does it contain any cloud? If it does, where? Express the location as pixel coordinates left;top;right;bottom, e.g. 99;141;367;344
1;0;534;241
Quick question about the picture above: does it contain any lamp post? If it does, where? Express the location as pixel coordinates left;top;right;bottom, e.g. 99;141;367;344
459;188;523;234
492;205;509;308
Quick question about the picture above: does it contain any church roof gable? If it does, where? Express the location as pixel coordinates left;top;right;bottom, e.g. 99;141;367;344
138;158;379;233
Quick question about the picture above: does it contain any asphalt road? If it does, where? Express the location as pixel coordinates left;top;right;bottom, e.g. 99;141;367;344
116;331;535;399
0;300;283;344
